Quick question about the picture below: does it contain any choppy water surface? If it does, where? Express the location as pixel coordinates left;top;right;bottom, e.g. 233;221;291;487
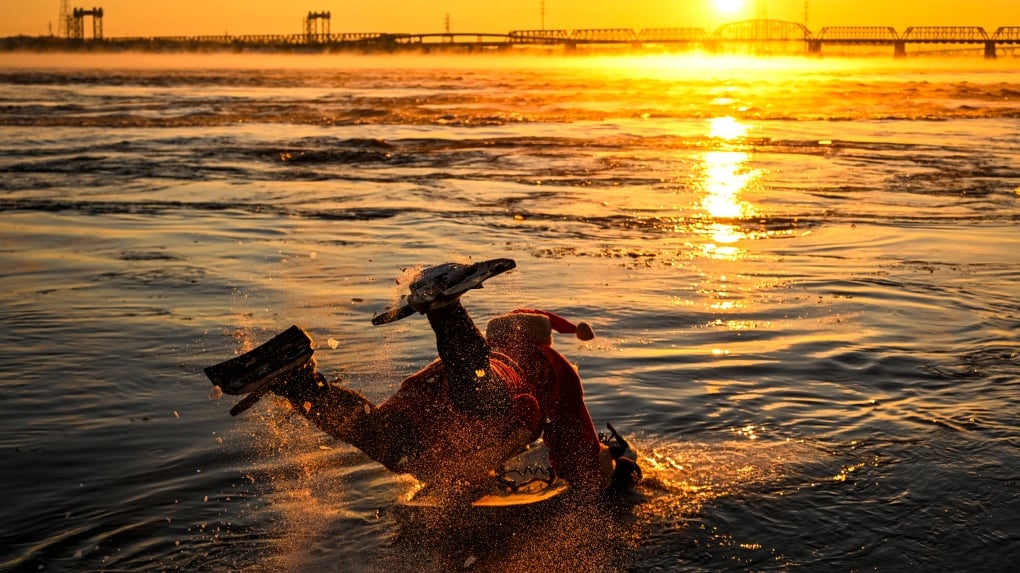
0;53;1018;572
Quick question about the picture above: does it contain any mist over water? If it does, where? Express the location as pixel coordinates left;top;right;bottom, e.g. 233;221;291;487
0;53;1018;571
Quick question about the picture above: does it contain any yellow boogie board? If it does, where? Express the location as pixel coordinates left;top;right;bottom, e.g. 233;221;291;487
473;478;569;507
399;438;568;508
401;476;569;509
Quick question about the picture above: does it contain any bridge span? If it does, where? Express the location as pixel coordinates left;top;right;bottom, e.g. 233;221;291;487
386;21;1019;58
8;19;1020;58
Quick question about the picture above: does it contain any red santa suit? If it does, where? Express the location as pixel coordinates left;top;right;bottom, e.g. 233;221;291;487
376;309;603;487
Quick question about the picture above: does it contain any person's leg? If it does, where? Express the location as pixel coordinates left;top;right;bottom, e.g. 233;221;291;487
271;361;424;473
425;301;512;418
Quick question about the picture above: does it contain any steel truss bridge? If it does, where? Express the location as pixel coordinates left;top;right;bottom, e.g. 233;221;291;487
25;20;1020;59
508;22;1020;58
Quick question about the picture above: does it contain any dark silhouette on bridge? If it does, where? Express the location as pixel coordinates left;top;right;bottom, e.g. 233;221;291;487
304;11;331;43
69;6;103;40
5;10;1020;59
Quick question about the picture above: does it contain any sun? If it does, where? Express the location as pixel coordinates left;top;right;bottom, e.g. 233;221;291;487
713;0;745;15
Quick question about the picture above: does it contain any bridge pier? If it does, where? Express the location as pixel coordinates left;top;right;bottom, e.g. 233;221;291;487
984;41;998;59
807;40;822;56
893;40;907;58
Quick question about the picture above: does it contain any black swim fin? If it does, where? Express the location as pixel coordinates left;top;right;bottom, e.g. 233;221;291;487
204;325;314;416
372;258;516;325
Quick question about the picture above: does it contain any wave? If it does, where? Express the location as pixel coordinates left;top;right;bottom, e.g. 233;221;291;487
1;197;1014;243
4;69;1020;127
5;105;1020;128
0;197;406;220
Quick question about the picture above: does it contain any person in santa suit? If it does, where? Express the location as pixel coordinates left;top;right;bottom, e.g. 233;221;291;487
219;258;640;496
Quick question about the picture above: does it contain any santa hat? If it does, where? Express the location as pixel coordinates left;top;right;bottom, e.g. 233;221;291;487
514;309;595;341
486;308;595;347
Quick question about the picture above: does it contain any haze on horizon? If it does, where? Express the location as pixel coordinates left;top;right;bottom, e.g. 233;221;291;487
1;0;1017;38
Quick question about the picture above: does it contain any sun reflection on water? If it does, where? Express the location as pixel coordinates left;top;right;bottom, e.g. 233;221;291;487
707;115;748;140
697;117;760;256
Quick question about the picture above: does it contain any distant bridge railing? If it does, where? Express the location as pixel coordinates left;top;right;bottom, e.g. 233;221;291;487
570;28;638;43
713;19;811;41
991;27;1020;42
106;33;404;46
901;26;988;42
395;33;513;45
816;26;898;42
637;28;707;42
510;28;709;44
27;20;1020;59
107;34;294;44
508;29;570;43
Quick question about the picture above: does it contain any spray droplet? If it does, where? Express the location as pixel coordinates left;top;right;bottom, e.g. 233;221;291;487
209;386;223;400
327;337;340;349
173;410;180;419
475;369;486;378
203;495;209;502
302;401;312;413
464;555;477;568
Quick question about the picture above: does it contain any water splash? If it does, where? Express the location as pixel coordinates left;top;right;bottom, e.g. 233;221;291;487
625;433;839;566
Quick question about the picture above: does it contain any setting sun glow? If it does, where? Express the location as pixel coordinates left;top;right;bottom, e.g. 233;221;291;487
713;0;746;15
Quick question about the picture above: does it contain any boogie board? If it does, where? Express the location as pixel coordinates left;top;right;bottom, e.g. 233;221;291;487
400;438;569;509
402;476;570;509
473;477;569;507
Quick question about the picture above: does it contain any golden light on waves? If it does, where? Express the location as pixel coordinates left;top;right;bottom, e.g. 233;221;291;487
708;116;748;140
701;151;754;222
698;117;758;254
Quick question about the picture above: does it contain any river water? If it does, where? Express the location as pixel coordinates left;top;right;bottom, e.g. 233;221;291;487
0;52;1018;572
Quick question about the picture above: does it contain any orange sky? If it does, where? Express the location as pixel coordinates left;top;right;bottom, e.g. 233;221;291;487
1;1;1018;38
